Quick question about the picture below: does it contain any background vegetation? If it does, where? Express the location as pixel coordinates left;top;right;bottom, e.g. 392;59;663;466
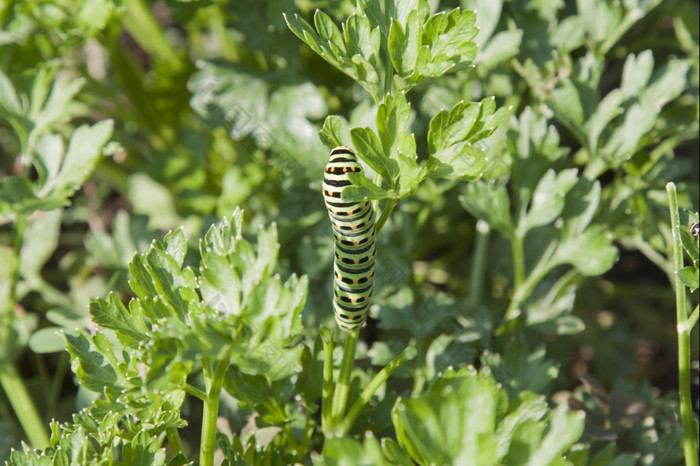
0;0;698;464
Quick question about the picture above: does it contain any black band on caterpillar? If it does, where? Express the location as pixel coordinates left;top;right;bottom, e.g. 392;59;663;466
323;146;376;331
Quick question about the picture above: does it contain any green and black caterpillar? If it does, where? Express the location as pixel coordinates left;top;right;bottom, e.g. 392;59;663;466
323;146;376;331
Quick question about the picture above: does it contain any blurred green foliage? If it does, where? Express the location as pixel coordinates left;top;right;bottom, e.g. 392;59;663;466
0;0;698;464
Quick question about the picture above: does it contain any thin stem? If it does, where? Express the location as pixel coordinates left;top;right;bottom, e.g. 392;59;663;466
467;220;490;308
501;239;559;327
510;230;526;289
299;409;314;457
687;305;699;331
329;329;359;433
166;427;185;457
48;352;70;418
321;329;334;432
284;423;299;454
375;198;398;234
0;363;50;448
338;345;416;435
0;212;49;448
666;182;699;466
184;383;208;401
120;0;183;71
199;358;230;466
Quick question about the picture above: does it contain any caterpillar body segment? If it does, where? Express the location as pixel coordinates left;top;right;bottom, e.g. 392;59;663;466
323;146;376;331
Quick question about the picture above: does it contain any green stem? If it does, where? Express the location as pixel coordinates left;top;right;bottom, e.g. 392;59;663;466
284;423;299;454
184;383;208;401
329;329;359;434
467;220;490;308
321;329;334;432
375;198;398;234
48;353;70;419
502;239;558;325
0;363;50;449
338;345;416;435
199;358;230;466
120;0;183;71
666;182;699;466
510;230;526;289
0;213;50;448
209;4;240;63
299;409;314;457
687;305;699;331
166;427;185;457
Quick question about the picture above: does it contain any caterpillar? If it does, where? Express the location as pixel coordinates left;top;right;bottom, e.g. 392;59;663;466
323;146;376;331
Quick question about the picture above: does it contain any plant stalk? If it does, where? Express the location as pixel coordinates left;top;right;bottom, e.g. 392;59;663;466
0;363;50;448
199;358;230;466
166;427;185;457
321;329;334;432
375;198;398;234
467;219;490;308
338;345;416;435
666;182;699;466
329;329;359;434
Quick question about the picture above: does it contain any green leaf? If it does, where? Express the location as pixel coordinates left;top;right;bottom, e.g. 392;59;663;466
523;407;585;466
0;69;22;116
561;178;601;237
321;435;388;465
33;77;85;138
522;284;582;335
396;149;426;197
284;12;381;99
28;327;66;353
620;50;654;100
39;120;113;197
344;14;381;67
481;340;559;396
460;181;512;233
393;368;502;464
382;437;415;465
554;224;618;276
678;266;699;292
19;208;62;280
314;10;346;58
476;30;523;70
420;9;478;77
427;98;506;180
374;92;414;189
121;431;166;466
427;103;470;147
127;173;180;230
388;12;421;78
350;126;395;183
520;169;579;232
344;172;395;201
65;331;124;395
33;133;64;189
0;176;67;215
494;392;549;459
680;211;699;262
586;89;623;151
464;0;503;46
548;80;587;146
284;13;324;57
90;293;149;346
